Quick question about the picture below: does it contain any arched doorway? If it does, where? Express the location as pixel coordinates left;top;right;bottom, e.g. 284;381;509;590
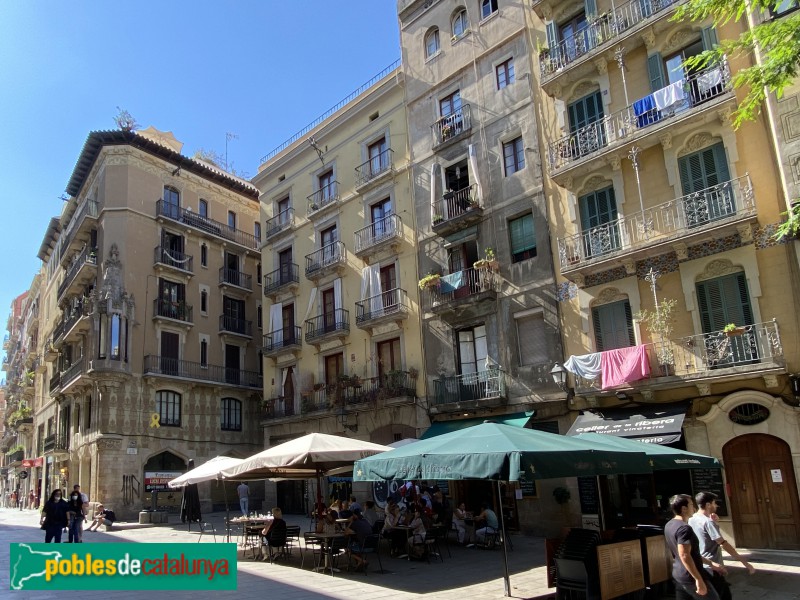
143;451;186;513
723;434;800;549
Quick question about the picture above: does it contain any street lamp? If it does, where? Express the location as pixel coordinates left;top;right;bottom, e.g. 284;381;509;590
550;363;575;401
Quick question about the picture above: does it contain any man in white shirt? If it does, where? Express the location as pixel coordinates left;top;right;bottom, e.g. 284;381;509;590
237;482;250;517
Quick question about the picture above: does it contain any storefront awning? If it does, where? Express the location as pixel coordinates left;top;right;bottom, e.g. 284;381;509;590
566;404;687;445
421;411;534;440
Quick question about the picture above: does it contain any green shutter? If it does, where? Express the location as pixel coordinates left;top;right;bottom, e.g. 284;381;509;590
579;186;618;230
585;0;597;18
592;306;605;351
568;91;604;132
510;214;536;254
701;26;719;51
711;143;730;183
647;53;666;92
546;21;558;50
678;142;730;195
593;300;634;351
696;273;753;333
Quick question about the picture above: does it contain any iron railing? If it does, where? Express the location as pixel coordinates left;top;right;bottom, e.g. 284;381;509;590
154;246;193;273
219;267;253;290
305;241;346;277
263;264;299;295
263;326;302;353
303;371;418;411
354;214;402;254
143;355;262;388
49;371;61;394
60;199;100;256
43;434;69;453
6;449;25;463
557;175;755;268
61;357;86;388
355;148;394;187
307;181;340;215
58;245;97;299
549;60;731;171
356;288;410;325
427;267;498;307
219;315;253;337
153;299;193;323
265;208;295;239
62;297;89;337
432;184;481;227
262;397;298;419
305;309;350;343
431;104;472;146
155;199;259;250
539;0;681;79
433;367;506;405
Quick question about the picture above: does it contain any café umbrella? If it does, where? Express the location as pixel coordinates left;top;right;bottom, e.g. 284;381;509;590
575;432;722;470
353;422;650;597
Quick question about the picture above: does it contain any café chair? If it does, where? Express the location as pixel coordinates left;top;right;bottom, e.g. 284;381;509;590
198;521;217;543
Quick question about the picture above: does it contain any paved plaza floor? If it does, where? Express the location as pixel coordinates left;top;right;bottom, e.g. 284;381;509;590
1;507;799;599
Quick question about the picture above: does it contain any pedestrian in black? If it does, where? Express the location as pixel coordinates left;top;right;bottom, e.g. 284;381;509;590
40;489;69;543
66;488;85;542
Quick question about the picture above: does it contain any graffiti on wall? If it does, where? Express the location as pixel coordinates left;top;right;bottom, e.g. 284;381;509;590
121;474;140;505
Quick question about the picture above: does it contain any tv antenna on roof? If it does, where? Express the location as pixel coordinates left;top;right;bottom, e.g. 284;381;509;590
308;137;325;165
225;132;239;172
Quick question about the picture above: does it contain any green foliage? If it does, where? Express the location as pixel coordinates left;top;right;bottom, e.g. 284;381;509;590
635;299;679;365
418;272;441;290
723;323;739;333
8;443;25;454
673;1;800;129
773;203;800;241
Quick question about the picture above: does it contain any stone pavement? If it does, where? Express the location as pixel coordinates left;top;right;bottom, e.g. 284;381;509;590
1;507;798;600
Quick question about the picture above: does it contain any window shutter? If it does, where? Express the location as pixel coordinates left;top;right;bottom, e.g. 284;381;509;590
546;21;558;50
593;300;634;351
701;26;719;51
510;214;536;254
517;313;548;366
591;306;605;351
624;301;636;346
585;0;597;17
711;143;730;183
647;53;665;93
696;279;726;332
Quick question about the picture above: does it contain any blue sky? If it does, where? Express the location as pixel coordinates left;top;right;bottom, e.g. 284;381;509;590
0;1;400;353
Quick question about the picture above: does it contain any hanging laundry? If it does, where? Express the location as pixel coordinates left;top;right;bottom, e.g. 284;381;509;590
633;94;660;128
564;352;602;383
697;66;724;96
601;345;651;388
653;80;687;111
439;271;465;293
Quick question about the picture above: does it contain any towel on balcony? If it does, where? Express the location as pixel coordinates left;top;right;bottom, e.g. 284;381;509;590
601;345;651;388
653;80;686;111
633;94;660;128
697;67;724;95
564;352;602;382
439;271;465;293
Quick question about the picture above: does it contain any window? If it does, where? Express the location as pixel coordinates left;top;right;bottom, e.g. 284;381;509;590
678;142;732;227
567;91;606;157
257;304;262;329
367;138;388;177
425;27;440;58
509;213;536;263
579;186;620;257
227;210;236;230
199;199;208;218
591;300;635;351
458;325;488;377
496;58;515;89
254;222;261;242
257;263;262;284
503;137;525;175
319;170;334;200
200;339;208;367
158;279;185;319
559;12;589;62
85;396;92;430
771;0;798;16
440;91;462;119
452;9;468;38
377;337;402;381
221;398;242;431
371;197;393;238
277;196;291;216
163;186;180;216
481;0;498;19
516;311;548;366
156;390;181;427
200;289;208;313
696;272;755;366
200;243;208;267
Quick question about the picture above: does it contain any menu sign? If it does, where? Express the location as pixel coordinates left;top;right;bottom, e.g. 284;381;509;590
690;468;728;517
144;471;182;493
578;476;600;514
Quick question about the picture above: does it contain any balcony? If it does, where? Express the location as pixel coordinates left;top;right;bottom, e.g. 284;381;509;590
538;0;683;90
261;396;300;420
155;200;259;251
58;245;98;301
62;298;91;344
557;175;757;281
60;357;87;393
355;149;394;190
49;371;61;395
152;299;193;326
263;264;300;298
154;246;193;276
262;326;302;358
431;104;472;149
44;334;58;362
264;208;296;242
356;288;410;330
6;449;24;465
346;371;418;406
59;199;100;266
219;267;253;292
431;367;507;413
354;214;403;260
305;309;350;346
219;314;253;338
15;417;34;434
425;268;499;323
431;185;483;236
307;182;341;219
143;355;262;388
305;242;346;280
43;434;69;456
548;61;733;179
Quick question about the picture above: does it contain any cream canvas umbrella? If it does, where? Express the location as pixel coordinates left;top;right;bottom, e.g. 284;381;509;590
168;456;245;488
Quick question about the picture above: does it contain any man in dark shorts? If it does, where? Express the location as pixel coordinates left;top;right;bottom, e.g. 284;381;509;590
665;494;721;600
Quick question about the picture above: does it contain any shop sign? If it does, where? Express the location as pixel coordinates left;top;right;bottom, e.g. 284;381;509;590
144;471;182;492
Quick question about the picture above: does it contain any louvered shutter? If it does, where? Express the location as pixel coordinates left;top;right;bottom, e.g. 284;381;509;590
647;53;666;93
701;26;719;51
568;91;603;132
546;21;558;50
592;300;634;351
517;313;548;366
585;0;597;17
696;273;753;333
510;214;536;255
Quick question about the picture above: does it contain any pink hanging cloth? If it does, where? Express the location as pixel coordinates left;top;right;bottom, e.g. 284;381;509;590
601;345;651;389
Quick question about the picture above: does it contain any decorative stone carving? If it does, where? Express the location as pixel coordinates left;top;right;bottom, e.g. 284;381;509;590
672;242;688;261
573;273;586;288
684;133;712;154
436;355;448;377
659;133;673;150
737;223;754;244
562;175;574;190
697;258;739;282
717;107;733;126
623;261;636;275
95;437;122;450
592;287;627;306
640;28;656;50
549;82;563;98
569;81;600;104
696;383;711;396
664;29;692;54
594;58;608;75
640;390;654;401
608;155;622;170
763;374;779;389
579;175;609;195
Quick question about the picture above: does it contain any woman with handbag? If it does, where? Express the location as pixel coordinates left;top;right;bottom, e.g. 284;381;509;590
40;489;69;543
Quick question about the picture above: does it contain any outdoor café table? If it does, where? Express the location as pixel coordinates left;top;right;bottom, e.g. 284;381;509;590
390;525;414;560
230;517;272;555
312;531;348;575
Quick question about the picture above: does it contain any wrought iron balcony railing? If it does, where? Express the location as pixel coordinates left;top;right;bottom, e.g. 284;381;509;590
305;241;346;278
58;245;97;299
62;297;89;338
307;181;340;215
433;366;506;406
219;314;253;337
304;371;418;411
356;288;410;325
154;246;193;273
355;148;394;188
155;199;259;250
539;0;682;79
143;355;262;388
263;326;302;354
265;208;295;239
432;185;481;229
61;357;86;389
558;175;755;269
263;264;299;295
549;61;731;171
426;267;498;307
261;396;298;419
354;214;402;255
305;309;350;343
43;434;69;454
153;299;193;323
431;104;472;146
49;371;61;394
219;267;253;291
60;199;100;258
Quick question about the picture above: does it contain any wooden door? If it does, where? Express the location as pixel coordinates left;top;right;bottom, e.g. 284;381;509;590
322;289;335;333
225;343;240;385
282;303;295;343
724;433;800;549
160;331;179;375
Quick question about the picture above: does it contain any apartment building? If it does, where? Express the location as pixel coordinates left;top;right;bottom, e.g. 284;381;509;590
18;127;265;518
254;63;428;512
531;0;800;547
397;0;568;533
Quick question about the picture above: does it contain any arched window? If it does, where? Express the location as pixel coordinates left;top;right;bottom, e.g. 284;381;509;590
452;9;469;38
481;0;498;20
200;243;208;267
200;339;208;367
156;390;181;427
221;398;242;431
425;28;440;58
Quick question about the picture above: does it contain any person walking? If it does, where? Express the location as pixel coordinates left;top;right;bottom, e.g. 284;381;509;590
689;492;756;600
665;494;721;600
40;489;69;543
237;482;250;517
66;488;85;542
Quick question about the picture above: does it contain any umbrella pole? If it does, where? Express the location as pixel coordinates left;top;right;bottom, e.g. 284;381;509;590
496;480;511;597
222;478;231;543
316;470;324;520
596;475;606;532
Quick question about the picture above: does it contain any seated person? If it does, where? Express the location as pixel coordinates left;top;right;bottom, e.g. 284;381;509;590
316;508;339;534
453;502;468;544
86;504;116;532
344;509;373;571
473;503;499;547
348;495;362;513
260;507;287;560
407;505;428;559
363;500;380;529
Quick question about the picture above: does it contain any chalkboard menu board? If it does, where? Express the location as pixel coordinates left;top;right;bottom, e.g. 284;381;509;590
690;469;728;517
519;478;537;497
578;476;600;514
435;480;449;496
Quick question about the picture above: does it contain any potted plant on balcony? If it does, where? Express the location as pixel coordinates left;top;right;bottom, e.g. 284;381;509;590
723;323;747;337
441;124;454;141
473;248;500;272
418;272;442;290
432;213;444;226
635;298;678;377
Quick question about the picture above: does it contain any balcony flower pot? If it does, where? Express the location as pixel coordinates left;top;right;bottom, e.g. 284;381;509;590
724;324;746;337
418;273;441;290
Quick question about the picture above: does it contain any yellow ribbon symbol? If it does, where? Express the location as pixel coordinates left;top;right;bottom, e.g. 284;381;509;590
149;413;161;428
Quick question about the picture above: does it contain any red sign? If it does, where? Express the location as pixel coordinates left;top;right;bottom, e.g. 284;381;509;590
22;458;44;468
